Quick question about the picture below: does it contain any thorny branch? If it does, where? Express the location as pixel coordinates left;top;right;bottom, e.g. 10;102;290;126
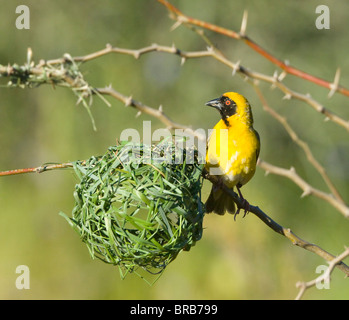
1;43;348;131
1;3;348;298
157;0;349;98
95;86;202;140
254;86;345;206
0;163;73;176
295;247;349;300
258;160;349;218
205;174;349;279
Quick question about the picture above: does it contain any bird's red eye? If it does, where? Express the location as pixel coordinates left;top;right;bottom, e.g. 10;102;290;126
225;100;231;106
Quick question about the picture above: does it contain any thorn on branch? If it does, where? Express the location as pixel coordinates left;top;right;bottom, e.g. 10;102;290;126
301;189;311;198
282;93;292;100
278;70;287;82
328;68;341;98
133;51;140;59
170;20;182;31
125;96;133;107
232;61;240;77
273;70;278;79
240;10;248;36
35;165;47;173
252;79;260;86
27;47;33;66
135;110;142;118
63;53;73;63
270;71;279;89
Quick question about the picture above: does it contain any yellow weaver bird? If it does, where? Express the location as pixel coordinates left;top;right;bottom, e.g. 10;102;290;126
205;92;260;216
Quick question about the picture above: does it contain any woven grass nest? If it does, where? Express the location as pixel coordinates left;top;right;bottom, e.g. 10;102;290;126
62;140;205;279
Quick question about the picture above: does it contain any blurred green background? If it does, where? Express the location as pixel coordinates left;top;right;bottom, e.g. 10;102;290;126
0;0;348;299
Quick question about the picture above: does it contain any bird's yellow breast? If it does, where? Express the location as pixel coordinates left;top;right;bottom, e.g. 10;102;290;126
205;115;260;188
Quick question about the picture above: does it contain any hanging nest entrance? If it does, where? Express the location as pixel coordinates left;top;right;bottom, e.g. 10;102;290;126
61;141;205;279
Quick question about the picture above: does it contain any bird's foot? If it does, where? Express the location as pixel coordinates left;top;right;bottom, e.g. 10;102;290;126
234;185;250;221
233;199;250;221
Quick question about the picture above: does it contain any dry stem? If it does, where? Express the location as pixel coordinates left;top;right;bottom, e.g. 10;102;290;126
295;247;349;300
157;0;349;97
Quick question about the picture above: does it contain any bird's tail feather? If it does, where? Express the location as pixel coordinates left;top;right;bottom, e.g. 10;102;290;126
205;187;235;215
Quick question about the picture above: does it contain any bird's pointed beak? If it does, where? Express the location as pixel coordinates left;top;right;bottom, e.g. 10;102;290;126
205;97;222;110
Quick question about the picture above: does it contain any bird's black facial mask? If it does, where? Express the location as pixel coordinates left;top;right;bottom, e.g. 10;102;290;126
206;95;237;121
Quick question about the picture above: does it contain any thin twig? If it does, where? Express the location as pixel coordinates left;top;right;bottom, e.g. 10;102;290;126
0;163;73;176
258;160;349;218
95;86;206;142
204;173;349;278
1;44;348;131
254;85;345;204
295;247;349;300
157;0;349;98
